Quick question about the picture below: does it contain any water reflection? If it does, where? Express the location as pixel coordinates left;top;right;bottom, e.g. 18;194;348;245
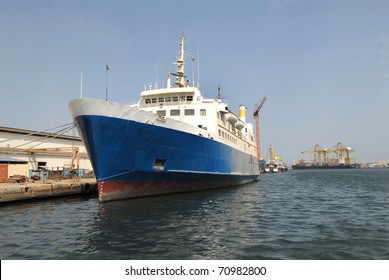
84;182;264;259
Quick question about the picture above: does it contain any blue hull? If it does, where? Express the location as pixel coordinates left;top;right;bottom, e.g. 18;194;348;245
75;115;259;201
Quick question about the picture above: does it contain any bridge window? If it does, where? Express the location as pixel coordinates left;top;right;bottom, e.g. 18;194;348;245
165;97;171;102
145;99;151;104
186;96;193;101
158;97;164;103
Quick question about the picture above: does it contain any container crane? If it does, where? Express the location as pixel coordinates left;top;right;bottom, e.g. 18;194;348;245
253;97;267;161
300;142;354;165
301;144;334;164
332;142;354;164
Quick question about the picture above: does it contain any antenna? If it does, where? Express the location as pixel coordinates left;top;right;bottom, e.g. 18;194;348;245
80;72;83;98
197;41;200;88
191;57;195;87
155;62;159;89
174;32;185;87
167;70;171;88
105;64;110;101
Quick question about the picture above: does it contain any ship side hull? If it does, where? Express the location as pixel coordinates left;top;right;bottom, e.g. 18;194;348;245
74;111;259;202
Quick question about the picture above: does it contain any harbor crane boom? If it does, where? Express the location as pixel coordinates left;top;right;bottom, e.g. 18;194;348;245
301;142;354;164
253;97;267;161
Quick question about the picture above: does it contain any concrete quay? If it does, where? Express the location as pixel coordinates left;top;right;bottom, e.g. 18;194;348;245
0;178;97;204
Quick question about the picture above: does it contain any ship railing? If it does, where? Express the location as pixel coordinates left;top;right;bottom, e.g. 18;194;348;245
126;102;139;107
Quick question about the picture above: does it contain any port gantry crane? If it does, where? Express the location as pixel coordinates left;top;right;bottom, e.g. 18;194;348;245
253;97;267;161
301;142;354;164
301;144;333;164
330;142;354;164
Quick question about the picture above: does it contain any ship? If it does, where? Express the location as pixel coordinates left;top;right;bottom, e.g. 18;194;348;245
291;143;359;170
263;144;288;173
69;33;260;202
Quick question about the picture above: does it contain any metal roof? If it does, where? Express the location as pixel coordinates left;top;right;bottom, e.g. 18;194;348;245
0;157;28;163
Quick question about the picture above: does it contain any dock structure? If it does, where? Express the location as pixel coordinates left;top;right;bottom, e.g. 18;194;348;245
0;178;97;204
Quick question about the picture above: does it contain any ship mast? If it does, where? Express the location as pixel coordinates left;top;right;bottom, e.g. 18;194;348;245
175;32;185;87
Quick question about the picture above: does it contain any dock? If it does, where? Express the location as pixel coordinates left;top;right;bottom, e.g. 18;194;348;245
0;178;97;204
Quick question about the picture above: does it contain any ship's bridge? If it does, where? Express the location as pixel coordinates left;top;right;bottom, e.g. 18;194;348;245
139;87;202;108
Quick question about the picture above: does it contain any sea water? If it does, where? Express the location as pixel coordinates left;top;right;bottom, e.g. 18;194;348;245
1;168;388;259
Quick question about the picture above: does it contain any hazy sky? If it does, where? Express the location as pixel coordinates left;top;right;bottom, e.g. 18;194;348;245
1;0;388;164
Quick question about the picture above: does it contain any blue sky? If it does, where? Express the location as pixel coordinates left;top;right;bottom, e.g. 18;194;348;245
1;0;388;164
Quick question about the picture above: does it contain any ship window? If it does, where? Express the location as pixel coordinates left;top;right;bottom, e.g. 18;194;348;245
158;97;164;103
145;99;151;104
170;109;180;116
187;96;193;101
200;109;206;116
157;110;166;117
165;97;171;102
151;98;157;103
172;96;179;102
184;109;195;116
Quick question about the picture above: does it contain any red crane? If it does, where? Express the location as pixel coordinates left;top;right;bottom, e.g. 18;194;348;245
253;97;267;161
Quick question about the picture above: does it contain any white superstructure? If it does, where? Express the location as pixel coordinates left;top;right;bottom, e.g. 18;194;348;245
127;33;258;159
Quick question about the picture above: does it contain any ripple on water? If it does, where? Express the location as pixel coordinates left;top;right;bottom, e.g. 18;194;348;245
0;169;389;259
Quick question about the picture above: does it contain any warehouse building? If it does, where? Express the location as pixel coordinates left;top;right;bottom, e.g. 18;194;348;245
0;125;92;182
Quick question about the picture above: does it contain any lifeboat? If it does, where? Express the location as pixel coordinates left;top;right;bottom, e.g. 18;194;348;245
235;119;244;130
227;113;238;125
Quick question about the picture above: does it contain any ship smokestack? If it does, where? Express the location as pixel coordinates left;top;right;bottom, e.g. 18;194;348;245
239;105;246;123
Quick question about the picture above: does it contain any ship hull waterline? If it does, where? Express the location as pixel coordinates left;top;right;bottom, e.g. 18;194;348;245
98;174;257;202
73;111;260;202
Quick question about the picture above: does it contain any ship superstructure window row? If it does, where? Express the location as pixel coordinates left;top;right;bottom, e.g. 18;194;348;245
143;95;194;107
218;129;238;145
155;109;207;117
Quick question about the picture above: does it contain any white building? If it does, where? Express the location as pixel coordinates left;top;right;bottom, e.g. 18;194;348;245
0;125;92;182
